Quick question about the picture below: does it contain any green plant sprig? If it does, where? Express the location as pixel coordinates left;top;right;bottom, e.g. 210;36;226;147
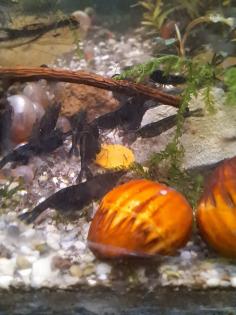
118;54;231;205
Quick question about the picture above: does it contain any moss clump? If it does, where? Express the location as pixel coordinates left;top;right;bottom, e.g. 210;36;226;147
0;180;23;213
224;68;236;106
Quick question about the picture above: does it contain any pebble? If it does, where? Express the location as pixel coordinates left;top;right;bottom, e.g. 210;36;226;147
87;278;97;287
18;269;31;286
0;275;13;289
230;276;236;287
46;233;61;251
206;277;221;287
31;255;58;288
70;265;83;278
0;244;12;258
52;256;72;270
180;251;192;261
16;255;32;270
6;224;20;239
95;263;112;278
0;258;16;276
8;182;19;191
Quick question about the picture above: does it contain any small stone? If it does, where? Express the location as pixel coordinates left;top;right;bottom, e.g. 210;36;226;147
230;276;236;287
52;256;72;271
0;258;16;276
16;255;31;270
74;241;86;251
20;228;36;239
70;265;83;278
20;245;39;257
82;264;95;277
87;278;97;286
8;182;19;191
180;251;192;260
206;277;220;287
0;275;13;289
96;263;111;278
0;221;6;230
0;244;11;258
46;233;60;250
62;274;79;287
38;173;48;182
31;255;58;288
18;269;31;286
33;242;48;254
7;224;20;239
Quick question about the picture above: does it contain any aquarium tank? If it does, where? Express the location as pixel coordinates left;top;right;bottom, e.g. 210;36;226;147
0;0;236;314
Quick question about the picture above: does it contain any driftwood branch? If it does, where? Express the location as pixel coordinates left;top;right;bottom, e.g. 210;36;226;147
0;17;79;43
0;67;181;107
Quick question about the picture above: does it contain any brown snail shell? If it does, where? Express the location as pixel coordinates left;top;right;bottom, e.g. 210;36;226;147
196;156;236;258
88;179;193;259
7;94;45;144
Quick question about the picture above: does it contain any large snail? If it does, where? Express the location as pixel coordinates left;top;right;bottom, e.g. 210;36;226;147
88;179;193;259
196;156;236;258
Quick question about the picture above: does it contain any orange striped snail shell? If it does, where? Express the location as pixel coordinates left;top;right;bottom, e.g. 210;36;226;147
196;156;236;258
88;179;193;259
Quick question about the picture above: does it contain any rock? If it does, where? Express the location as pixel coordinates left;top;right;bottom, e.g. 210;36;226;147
82;264;95;277
46;232;60;251
18;269;31;286
6;224;20;239
230;276;236;287
52;256;72;271
206;277;221;287
132;88;236;171
70;265;83;278
0;275;13;289
0;258;16;276
57;84;118;120
95;263;112;280
16;255;31;270
0;244;11;259
181;87;236;170
31;255;58;288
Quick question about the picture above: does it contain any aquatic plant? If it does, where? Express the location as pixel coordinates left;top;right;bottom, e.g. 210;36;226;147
224;67;236;106
117;52;233;205
138;0;176;34
0;180;22;212
138;0;233;34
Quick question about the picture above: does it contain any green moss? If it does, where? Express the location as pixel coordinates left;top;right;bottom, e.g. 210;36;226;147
224;67;236;106
118;54;227;206
0;180;23;213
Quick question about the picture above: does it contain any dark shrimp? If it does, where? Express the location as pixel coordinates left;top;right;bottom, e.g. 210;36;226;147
18;170;125;224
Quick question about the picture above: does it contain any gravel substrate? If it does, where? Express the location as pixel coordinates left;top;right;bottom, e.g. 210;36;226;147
0;28;236;291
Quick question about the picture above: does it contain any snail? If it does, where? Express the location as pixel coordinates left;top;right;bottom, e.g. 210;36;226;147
5;82;71;145
7;94;45;144
88;179;193;259
196;156;236;258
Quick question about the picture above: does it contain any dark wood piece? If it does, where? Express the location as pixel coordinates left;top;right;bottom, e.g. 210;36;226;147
0;67;181;107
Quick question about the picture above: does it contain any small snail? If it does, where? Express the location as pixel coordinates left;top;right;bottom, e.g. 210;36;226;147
88;179;193;259
7;94;45;144
5;81;65;145
196;156;236;258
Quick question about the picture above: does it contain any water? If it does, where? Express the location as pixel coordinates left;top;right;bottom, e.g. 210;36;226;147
0;1;236;314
